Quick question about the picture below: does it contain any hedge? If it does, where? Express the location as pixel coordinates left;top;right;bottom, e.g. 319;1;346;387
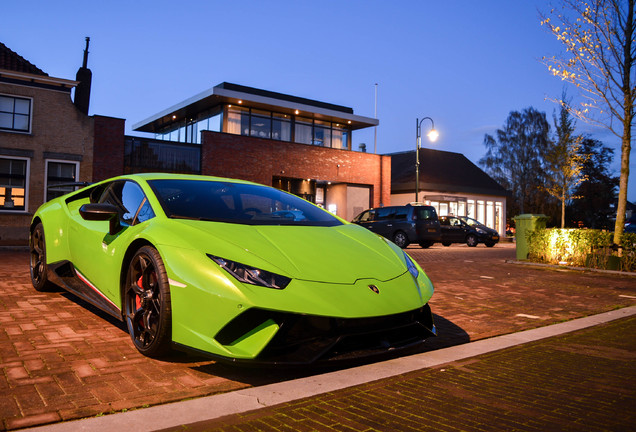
526;228;636;272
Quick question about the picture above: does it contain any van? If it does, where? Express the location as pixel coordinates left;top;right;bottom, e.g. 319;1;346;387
352;204;442;248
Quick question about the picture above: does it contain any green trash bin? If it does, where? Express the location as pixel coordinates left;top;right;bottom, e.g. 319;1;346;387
513;214;549;260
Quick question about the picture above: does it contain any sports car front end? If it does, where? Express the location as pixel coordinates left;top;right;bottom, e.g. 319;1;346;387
155;221;436;364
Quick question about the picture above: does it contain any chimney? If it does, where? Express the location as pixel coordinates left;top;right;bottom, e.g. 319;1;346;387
74;37;92;115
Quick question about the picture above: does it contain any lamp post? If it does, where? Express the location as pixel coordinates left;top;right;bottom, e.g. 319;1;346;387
415;117;438;202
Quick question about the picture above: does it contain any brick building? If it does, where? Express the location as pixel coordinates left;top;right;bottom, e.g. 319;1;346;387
0;42;95;245
131;82;389;221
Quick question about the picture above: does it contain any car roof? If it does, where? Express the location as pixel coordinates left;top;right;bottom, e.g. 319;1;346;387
114;173;258;186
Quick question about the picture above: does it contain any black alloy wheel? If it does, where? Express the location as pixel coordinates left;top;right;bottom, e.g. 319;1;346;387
29;223;54;291
124;246;172;357
466;234;478;247
393;231;409;249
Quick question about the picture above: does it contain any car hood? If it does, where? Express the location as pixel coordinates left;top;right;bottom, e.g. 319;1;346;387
154;219;408;284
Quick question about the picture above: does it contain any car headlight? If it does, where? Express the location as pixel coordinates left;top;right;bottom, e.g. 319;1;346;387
404;251;419;279
207;254;291;289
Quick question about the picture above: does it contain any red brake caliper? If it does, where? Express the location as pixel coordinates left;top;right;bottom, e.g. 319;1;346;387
136;275;143;315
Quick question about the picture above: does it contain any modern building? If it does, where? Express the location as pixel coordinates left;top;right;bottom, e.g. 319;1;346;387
390;149;508;235
131;82;389;221
0;41;95;245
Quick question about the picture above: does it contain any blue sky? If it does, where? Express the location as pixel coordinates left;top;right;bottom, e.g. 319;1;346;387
4;0;634;200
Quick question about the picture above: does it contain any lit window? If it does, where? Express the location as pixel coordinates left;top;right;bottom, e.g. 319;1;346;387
0;157;28;211
0;95;32;133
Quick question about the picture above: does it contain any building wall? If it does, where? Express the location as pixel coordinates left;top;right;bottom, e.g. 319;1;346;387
93;115;125;181
201;131;390;220
0;82;93;245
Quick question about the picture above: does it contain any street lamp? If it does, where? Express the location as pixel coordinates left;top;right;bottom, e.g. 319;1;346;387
415;117;438;202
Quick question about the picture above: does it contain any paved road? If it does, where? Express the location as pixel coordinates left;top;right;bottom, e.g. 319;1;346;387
1;244;635;430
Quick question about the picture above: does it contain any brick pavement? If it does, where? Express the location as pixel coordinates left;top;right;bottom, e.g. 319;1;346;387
163;315;636;432
1;244;635;430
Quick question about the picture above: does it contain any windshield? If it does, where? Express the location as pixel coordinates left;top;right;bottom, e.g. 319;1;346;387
148;179;342;227
459;216;484;227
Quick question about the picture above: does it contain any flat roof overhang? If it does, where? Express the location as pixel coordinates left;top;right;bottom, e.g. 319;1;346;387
133;82;379;133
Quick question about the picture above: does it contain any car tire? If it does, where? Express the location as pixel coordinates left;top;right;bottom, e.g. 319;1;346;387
419;241;433;249
466;234;478;247
124;245;172;358
29;223;55;292
393;231;409;249
441;241;452;247
485;242;496;248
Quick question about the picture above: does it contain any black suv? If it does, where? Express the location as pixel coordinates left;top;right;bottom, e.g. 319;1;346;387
439;215;500;247
352;204;441;248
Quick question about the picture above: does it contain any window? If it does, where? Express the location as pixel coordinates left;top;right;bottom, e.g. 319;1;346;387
416;206;438;221
0;156;29;211
477;200;485;224
45;160;80;201
99;181;155;225
149;179;340;226
272;113;291;141
227;106;250;135
294;117;312;144
467;200;475;218
0;95;32;133
313;120;331;147
332;124;348;149
250;109;272;138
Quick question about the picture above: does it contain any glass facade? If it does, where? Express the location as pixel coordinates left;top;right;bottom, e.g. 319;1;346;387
154;104;351;149
124;137;200;174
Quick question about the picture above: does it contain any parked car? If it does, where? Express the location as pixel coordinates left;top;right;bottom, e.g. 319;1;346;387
439;215;500;247
29;173;436;365
352;204;442;249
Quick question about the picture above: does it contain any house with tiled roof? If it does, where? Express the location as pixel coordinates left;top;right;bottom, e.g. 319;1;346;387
0;41;94;245
389;148;508;235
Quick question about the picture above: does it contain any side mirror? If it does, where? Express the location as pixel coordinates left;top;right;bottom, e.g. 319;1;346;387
79;203;122;235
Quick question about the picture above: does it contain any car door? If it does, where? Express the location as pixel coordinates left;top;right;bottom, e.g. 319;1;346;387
447;216;466;242
354;209;377;232
373;207;396;239
68;180;155;301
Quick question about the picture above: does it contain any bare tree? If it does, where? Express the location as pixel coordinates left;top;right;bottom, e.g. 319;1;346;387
541;0;635;243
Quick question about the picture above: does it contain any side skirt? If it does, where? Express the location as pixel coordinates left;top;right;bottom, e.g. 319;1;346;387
47;261;123;321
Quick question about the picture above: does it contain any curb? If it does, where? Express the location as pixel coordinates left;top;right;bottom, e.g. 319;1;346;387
23;306;636;432
506;259;636;277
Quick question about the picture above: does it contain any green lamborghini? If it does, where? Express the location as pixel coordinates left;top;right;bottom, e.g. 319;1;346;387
29;173;435;364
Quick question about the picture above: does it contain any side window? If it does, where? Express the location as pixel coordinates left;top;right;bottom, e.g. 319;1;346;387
99;181;154;225
394;207;409;220
376;207;395;221
439;217;450;226
417;207;438;221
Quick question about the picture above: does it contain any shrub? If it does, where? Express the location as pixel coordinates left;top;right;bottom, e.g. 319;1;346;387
527;228;636;272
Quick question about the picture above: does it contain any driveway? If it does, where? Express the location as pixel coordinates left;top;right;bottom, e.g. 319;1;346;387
1;243;635;430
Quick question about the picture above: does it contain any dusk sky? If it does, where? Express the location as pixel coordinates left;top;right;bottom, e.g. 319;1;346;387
4;0;634;200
